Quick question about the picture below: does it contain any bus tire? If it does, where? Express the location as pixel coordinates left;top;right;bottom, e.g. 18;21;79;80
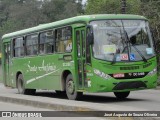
114;91;130;99
17;74;36;95
66;74;82;100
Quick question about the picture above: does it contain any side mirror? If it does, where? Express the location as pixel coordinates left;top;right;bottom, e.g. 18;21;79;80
86;25;94;45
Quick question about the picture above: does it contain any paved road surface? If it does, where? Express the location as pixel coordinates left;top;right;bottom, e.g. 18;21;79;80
0;101;50;111
0;83;160;111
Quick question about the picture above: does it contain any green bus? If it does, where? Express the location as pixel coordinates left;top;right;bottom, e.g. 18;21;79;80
1;14;157;100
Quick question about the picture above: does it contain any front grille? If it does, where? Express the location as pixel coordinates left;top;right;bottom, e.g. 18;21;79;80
120;66;139;70
113;81;147;90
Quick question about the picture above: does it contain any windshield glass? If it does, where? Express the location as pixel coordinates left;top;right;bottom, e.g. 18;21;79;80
91;20;155;62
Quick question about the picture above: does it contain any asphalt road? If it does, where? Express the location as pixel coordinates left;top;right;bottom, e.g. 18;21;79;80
0;83;160;111
0;101;50;111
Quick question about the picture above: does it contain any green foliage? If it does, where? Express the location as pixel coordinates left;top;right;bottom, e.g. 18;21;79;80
0;0;83;35
85;0;141;14
140;0;160;41
42;0;84;22
0;0;84;51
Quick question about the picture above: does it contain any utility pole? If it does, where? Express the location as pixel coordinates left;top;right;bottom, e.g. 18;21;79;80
121;0;127;14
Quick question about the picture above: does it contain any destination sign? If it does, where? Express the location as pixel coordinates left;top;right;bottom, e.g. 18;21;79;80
91;20;142;28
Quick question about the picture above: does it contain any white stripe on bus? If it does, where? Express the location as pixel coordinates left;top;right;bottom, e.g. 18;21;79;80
26;69;60;84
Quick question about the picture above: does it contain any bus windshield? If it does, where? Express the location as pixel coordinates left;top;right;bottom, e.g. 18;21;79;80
91;20;155;62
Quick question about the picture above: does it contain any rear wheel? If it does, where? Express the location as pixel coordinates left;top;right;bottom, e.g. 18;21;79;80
66;74;82;100
17;74;36;95
114;91;130;99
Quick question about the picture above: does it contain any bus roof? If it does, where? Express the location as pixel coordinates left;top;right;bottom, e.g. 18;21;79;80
2;14;147;40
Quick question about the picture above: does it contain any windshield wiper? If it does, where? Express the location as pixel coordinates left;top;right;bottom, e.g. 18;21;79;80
111;21;130;64
131;44;147;62
121;20;147;63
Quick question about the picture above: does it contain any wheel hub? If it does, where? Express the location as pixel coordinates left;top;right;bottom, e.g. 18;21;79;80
67;80;75;94
18;79;23;92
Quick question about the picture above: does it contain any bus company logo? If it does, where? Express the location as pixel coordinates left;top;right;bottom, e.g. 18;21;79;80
113;73;125;78
2;112;11;117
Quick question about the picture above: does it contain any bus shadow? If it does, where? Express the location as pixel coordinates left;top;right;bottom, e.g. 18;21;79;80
35;91;68;99
80;94;146;103
34;91;148;103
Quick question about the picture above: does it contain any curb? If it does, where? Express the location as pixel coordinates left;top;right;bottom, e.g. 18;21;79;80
155;86;160;90
0;95;93;111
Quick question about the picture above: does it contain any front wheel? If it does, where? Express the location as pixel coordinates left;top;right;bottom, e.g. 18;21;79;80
114;91;130;99
66;74;82;100
17;74;36;95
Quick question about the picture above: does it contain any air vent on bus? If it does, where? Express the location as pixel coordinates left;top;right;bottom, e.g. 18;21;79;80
143;62;152;68
120;66;139;70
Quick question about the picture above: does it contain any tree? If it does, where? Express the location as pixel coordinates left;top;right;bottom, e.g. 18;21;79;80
85;0;141;14
140;0;160;42
0;0;84;51
41;0;84;22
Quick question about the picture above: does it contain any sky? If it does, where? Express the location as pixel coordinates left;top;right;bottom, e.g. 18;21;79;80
82;0;87;4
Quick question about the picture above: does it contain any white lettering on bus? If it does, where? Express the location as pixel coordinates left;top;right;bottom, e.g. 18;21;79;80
27;60;56;72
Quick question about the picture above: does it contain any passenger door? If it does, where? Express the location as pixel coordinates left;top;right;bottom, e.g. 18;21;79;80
3;42;11;86
75;27;87;89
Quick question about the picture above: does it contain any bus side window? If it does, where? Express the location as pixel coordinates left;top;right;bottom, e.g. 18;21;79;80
26;34;38;56
55;26;72;53
55;29;62;52
39;31;55;54
13;37;24;57
76;31;80;57
46;31;55;53
39;33;45;54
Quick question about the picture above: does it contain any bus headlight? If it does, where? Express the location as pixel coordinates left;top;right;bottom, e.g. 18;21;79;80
94;69;111;80
147;68;157;76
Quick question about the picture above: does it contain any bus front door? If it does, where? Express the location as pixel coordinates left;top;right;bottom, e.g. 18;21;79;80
75;27;87;89
3;42;11;86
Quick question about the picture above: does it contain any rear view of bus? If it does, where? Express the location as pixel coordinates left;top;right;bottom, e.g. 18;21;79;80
85;15;157;99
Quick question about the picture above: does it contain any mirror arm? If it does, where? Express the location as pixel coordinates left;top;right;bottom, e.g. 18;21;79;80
86;25;94;45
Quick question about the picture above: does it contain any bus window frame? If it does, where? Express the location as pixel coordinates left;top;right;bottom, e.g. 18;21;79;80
55;26;73;54
39;30;55;55
8;25;73;58
25;33;39;57
12;36;25;58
